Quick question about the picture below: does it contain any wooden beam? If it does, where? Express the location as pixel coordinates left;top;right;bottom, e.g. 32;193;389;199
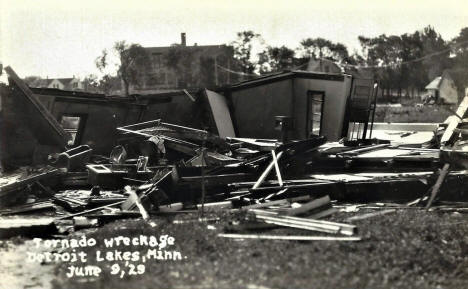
426;163;451;209
440;96;468;146
4;66;70;147
345;209;397;222
217;234;361;241
252;151;284;189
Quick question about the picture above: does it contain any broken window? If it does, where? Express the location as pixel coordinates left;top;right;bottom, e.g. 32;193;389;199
307;91;325;137
60;115;85;146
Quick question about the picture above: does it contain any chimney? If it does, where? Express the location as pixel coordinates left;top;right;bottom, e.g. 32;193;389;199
181;33;186;46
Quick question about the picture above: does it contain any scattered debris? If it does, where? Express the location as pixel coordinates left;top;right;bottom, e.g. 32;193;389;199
0;66;467;245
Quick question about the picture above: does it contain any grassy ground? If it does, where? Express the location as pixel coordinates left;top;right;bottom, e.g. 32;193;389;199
2;101;467;289
374;105;454;123
39;209;468;289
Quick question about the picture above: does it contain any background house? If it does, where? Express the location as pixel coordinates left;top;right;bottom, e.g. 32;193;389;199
133;33;240;93
26;76;84;91
424;71;459;104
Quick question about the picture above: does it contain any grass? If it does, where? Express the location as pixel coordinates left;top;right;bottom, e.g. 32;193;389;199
374;105;454;123
3;101;467;289
49;209;468;289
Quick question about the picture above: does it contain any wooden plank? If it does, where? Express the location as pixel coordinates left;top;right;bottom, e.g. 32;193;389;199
0;168;59;195
285;195;331;216
239;195;311;210
252;151;284;189
4;66;70;147
345;209;397;222
440;95;468;146
123;187;149;220
57;201;125;220
218;233;361;241
204;89;236;138
0;217;56;238
227;137;278;151
426;163;451;209
251;209;357;236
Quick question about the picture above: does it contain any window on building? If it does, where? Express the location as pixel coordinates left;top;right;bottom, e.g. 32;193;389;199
306;91;325;137
151;53;163;70
60;115;86;146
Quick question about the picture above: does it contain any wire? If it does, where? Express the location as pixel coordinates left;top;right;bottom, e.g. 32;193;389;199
215;64;259;76
347;38;468;70
215;38;468;75
216;60;309;78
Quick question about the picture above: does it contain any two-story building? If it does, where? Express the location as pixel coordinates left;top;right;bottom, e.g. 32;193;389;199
134;33;240;93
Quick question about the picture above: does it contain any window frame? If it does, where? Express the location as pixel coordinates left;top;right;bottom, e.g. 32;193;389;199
59;114;87;146
306;90;325;137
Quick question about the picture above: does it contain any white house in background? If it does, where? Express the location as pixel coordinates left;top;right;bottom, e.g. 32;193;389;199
28;77;84;91
47;77;84;91
424;72;458;104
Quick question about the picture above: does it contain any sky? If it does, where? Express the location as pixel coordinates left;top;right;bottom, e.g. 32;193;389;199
0;0;467;79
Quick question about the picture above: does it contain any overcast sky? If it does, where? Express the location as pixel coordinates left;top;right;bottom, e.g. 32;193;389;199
1;0;467;78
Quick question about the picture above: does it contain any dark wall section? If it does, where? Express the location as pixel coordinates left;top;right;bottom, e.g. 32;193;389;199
230;79;293;139
228;72;353;141
0;85;61;167
1;89;207;161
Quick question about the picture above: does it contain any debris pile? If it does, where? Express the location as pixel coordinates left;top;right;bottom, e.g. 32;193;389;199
1;67;468;241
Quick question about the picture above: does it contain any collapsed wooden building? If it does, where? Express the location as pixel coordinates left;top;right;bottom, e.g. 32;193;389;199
1;66;467;239
0;69;377;166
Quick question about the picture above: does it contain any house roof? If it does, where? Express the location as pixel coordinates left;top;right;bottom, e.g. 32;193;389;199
28;78;77;88
30;87;199;106
54;78;75;85
425;76;442;90
145;44;232;56
228;70;347;91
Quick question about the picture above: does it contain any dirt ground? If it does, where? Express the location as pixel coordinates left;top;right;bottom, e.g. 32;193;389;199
1;208;467;289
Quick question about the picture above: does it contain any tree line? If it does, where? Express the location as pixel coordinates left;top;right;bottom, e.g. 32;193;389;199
23;25;468;99
232;26;468;99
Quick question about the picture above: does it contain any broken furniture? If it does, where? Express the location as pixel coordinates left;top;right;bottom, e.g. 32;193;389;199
50;145;92;172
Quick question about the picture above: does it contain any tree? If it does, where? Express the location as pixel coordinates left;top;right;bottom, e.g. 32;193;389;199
418;26;450;81
358;34;405;99
449;27;468;97
95;41;150;96
298;37;350;63
23;76;42;87
257;46;295;74
82;74;99;92
358;26;452;100
83;74;120;94
231;31;264;75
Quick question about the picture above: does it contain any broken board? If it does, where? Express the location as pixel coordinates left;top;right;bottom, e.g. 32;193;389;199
204;89;236;138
